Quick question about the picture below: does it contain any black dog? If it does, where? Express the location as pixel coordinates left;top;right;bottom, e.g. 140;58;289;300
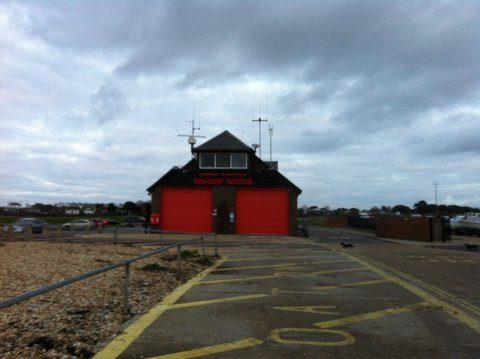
340;242;354;248
465;243;478;250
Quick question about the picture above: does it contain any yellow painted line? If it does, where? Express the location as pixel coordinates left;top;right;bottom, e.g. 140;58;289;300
94;259;226;359
270;328;355;347
313;267;367;275
274;305;338;315
170;294;269;309
148;337;263;359
274;289;331;296
339;251;480;334
197;274;280;285
315;303;423;328
224;255;338;262
317;279;390;291
276;267;368;277
214;262;299;271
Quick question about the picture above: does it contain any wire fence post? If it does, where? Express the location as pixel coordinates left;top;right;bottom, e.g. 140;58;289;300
200;237;205;257
113;229;118;245
214;233;218;256
44;226;50;241
123;263;131;315
176;245;182;280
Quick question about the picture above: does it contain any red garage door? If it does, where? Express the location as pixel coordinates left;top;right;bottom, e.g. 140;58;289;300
161;188;212;232
236;188;289;235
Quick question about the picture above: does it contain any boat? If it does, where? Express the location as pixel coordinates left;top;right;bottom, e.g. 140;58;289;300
455;213;480;235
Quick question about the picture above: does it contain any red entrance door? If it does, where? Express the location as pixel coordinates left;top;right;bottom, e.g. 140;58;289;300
236;188;289;235
161;188;212;232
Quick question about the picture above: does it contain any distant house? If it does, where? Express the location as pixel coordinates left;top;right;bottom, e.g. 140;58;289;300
65;207;81;215
82;207;95;216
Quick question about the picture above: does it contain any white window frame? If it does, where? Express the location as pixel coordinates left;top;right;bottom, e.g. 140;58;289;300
199;153;248;169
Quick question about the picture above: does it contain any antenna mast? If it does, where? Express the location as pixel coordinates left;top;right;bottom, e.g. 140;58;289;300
252;113;268;159
177;119;206;157
269;124;273;165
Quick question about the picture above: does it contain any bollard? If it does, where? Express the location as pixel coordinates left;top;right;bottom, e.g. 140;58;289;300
113;229;118;245
123;263;131;315
200;237;205;257
176;245;182;280
214;233;218;257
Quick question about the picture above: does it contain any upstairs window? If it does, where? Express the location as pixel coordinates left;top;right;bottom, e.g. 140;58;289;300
199;153;247;169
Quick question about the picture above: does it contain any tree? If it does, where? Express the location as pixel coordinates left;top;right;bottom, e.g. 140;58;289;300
107;203;117;215
123;201;140;215
413;200;428;215
392;204;411;215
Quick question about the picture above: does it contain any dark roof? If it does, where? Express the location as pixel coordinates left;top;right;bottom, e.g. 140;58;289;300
194;130;253;152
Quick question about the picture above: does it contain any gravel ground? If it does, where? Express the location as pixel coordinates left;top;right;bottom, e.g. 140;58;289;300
0;241;214;358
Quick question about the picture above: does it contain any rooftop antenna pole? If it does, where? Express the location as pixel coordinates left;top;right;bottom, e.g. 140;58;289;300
177;115;206;158
269;124;273;165
252;103;268;159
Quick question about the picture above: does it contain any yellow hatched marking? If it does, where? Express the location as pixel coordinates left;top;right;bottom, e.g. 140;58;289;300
317;279;390;290
315;303;423;328
197;274;279;285
94;259;225;359
225;255;321;262
274;305;338;315
170;294;269;309
272;288;330;296
339;251;480;333
148;337;263;359
270;328;355;347
214;262;299;271
275;267;367;277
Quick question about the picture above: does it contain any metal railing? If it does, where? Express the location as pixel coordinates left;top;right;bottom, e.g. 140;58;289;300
0;236;217;314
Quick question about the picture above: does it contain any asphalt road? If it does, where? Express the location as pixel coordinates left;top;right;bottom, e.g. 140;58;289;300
95;229;480;359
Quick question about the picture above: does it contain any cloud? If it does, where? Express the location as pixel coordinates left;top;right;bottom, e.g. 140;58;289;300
90;82;127;124
1;0;480;208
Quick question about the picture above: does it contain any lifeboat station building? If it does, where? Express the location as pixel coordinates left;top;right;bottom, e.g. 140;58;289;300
147;131;302;236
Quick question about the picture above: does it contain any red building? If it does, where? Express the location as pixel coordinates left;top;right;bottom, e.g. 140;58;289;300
147;131;301;235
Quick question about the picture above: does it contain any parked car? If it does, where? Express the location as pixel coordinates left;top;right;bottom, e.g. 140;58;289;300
3;217;50;234
91;218;108;228
124;216;146;227
62;219;94;231
104;218;120;226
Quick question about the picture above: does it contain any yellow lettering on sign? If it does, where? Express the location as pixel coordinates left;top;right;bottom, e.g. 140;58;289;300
270;328;355;346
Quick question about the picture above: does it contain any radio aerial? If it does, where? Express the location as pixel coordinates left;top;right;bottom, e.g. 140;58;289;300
178;119;206;156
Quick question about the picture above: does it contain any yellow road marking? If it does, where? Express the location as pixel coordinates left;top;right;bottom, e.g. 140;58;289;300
225;256;317;262
224;256;344;262
317;279;390;290
274;267;365;277
93;259;226;359
315;303;423;328
170;294;269;309
270;328;355;347
271;288;326;295
148;337;263;359
339;251;480;333
274;305;338;315
214;262;299;271
197;274;280;285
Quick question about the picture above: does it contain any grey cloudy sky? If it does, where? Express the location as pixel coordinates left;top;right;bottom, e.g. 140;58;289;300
1;0;479;209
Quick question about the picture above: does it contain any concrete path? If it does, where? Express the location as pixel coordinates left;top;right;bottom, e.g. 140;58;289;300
95;234;480;358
